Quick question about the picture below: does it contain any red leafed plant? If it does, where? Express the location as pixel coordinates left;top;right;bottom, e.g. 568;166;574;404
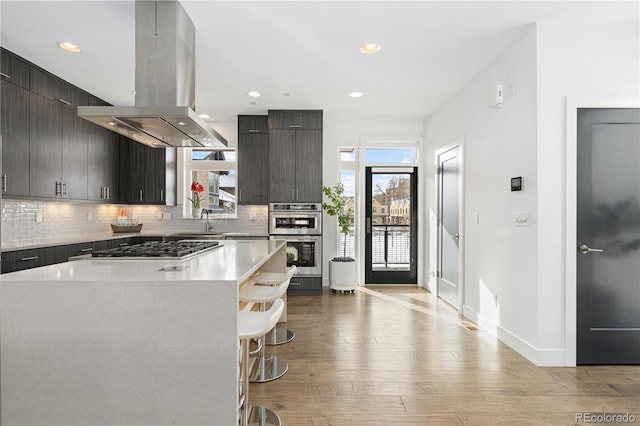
188;181;205;208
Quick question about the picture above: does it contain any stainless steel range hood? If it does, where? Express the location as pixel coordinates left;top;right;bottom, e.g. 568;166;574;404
78;0;227;148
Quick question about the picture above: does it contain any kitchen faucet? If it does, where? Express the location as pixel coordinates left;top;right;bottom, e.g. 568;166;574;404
201;209;214;233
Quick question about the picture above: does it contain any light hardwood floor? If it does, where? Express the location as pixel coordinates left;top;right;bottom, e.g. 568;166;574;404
250;286;639;425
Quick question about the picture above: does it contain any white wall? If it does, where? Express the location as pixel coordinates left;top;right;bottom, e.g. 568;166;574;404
536;21;640;362
423;27;540;358
423;20;639;366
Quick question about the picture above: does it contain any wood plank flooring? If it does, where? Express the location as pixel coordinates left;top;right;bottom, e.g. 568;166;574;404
249;286;639;425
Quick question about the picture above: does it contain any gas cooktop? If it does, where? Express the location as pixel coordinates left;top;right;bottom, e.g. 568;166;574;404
92;240;222;259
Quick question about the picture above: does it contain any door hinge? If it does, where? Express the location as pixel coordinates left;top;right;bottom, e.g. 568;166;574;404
436;166;442;175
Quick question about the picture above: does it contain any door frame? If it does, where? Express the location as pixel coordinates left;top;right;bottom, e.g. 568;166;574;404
435;140;465;312
565;96;640;366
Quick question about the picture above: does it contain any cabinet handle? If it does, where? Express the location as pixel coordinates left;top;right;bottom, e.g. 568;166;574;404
57;98;71;106
291;189;295;201
248;129;260;133
107;187;110;199
2;174;6;192
139;189;143;201
20;256;39;261
55;181;61;196
289;282;302;287
100;187;105;199
61;182;67;196
239;189;242;202
80;248;93;252
289;124;302;128
0;72;11;79
160;189;164;202
296;188;299;201
119;242;129;246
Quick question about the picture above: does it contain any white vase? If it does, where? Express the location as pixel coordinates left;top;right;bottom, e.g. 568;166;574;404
192;207;202;218
329;259;358;292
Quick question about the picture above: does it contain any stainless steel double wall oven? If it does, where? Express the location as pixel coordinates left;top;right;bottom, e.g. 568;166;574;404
268;203;322;280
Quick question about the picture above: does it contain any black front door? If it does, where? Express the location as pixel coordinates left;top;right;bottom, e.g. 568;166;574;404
364;167;417;284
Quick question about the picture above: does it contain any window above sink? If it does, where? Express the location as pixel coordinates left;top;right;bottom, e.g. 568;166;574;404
180;148;238;220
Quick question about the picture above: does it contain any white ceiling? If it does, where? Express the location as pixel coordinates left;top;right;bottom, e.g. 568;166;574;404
1;1;638;126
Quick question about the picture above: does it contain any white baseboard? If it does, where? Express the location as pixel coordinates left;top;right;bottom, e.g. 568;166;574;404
463;305;566;366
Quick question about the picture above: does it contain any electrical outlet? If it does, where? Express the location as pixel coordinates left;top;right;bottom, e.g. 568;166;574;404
87;212;93;222
494;294;498;307
156;212;162;220
249;212;257;221
35;211;43;223
163;212;172;221
474;212;479;224
131;212;137;220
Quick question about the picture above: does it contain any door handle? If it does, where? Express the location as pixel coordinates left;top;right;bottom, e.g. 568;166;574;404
366;217;371;234
578;244;604;255
450;233;459;240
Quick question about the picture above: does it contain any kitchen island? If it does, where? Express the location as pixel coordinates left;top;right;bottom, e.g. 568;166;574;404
0;239;287;426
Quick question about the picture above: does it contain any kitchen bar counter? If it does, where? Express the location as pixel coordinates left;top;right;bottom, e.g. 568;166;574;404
0;240;287;426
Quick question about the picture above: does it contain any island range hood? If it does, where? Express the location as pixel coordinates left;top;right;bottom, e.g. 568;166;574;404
79;0;227;148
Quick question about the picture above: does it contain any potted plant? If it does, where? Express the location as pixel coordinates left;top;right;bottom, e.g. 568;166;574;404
188;181;205;218
322;183;357;293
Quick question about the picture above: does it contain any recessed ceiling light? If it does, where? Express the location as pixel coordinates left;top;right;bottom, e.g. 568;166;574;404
199;113;210;119
176;121;186;126
108;121;116;126
131;90;136;95
57;41;82;53
248;91;261;98
349;91;364;98
283;92;290;97
360;43;381;54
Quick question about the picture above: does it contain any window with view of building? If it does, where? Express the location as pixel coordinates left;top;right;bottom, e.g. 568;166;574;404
184;149;237;218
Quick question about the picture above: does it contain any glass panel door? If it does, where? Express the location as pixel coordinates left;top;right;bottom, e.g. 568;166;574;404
364;167;417;284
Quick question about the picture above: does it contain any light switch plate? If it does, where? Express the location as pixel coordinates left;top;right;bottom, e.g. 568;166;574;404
515;212;529;226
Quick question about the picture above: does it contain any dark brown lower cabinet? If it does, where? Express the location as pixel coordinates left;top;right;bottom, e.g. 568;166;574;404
288;276;322;295
1;236;162;274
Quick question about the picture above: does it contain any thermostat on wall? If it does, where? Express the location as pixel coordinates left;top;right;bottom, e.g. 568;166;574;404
511;176;523;191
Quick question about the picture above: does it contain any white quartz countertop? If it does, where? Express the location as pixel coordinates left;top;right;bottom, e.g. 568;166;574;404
0;240;286;284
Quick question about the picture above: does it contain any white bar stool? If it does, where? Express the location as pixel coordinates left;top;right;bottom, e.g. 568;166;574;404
238;298;284;426
239;278;289;383
252;266;297;345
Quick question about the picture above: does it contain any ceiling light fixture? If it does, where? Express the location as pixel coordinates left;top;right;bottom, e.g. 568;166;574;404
360;43;381;54
248;91;261;98
198;113;210;119
57;41;82;53
349;92;364;98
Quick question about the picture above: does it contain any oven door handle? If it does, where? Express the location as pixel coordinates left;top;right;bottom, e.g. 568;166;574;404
270;237;321;242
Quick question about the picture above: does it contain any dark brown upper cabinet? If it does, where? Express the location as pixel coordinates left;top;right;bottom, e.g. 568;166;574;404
268;110;323;130
237;115;269;204
1;48;30;90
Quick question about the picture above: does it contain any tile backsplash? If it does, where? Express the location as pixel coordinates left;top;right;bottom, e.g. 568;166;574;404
1;199;268;244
